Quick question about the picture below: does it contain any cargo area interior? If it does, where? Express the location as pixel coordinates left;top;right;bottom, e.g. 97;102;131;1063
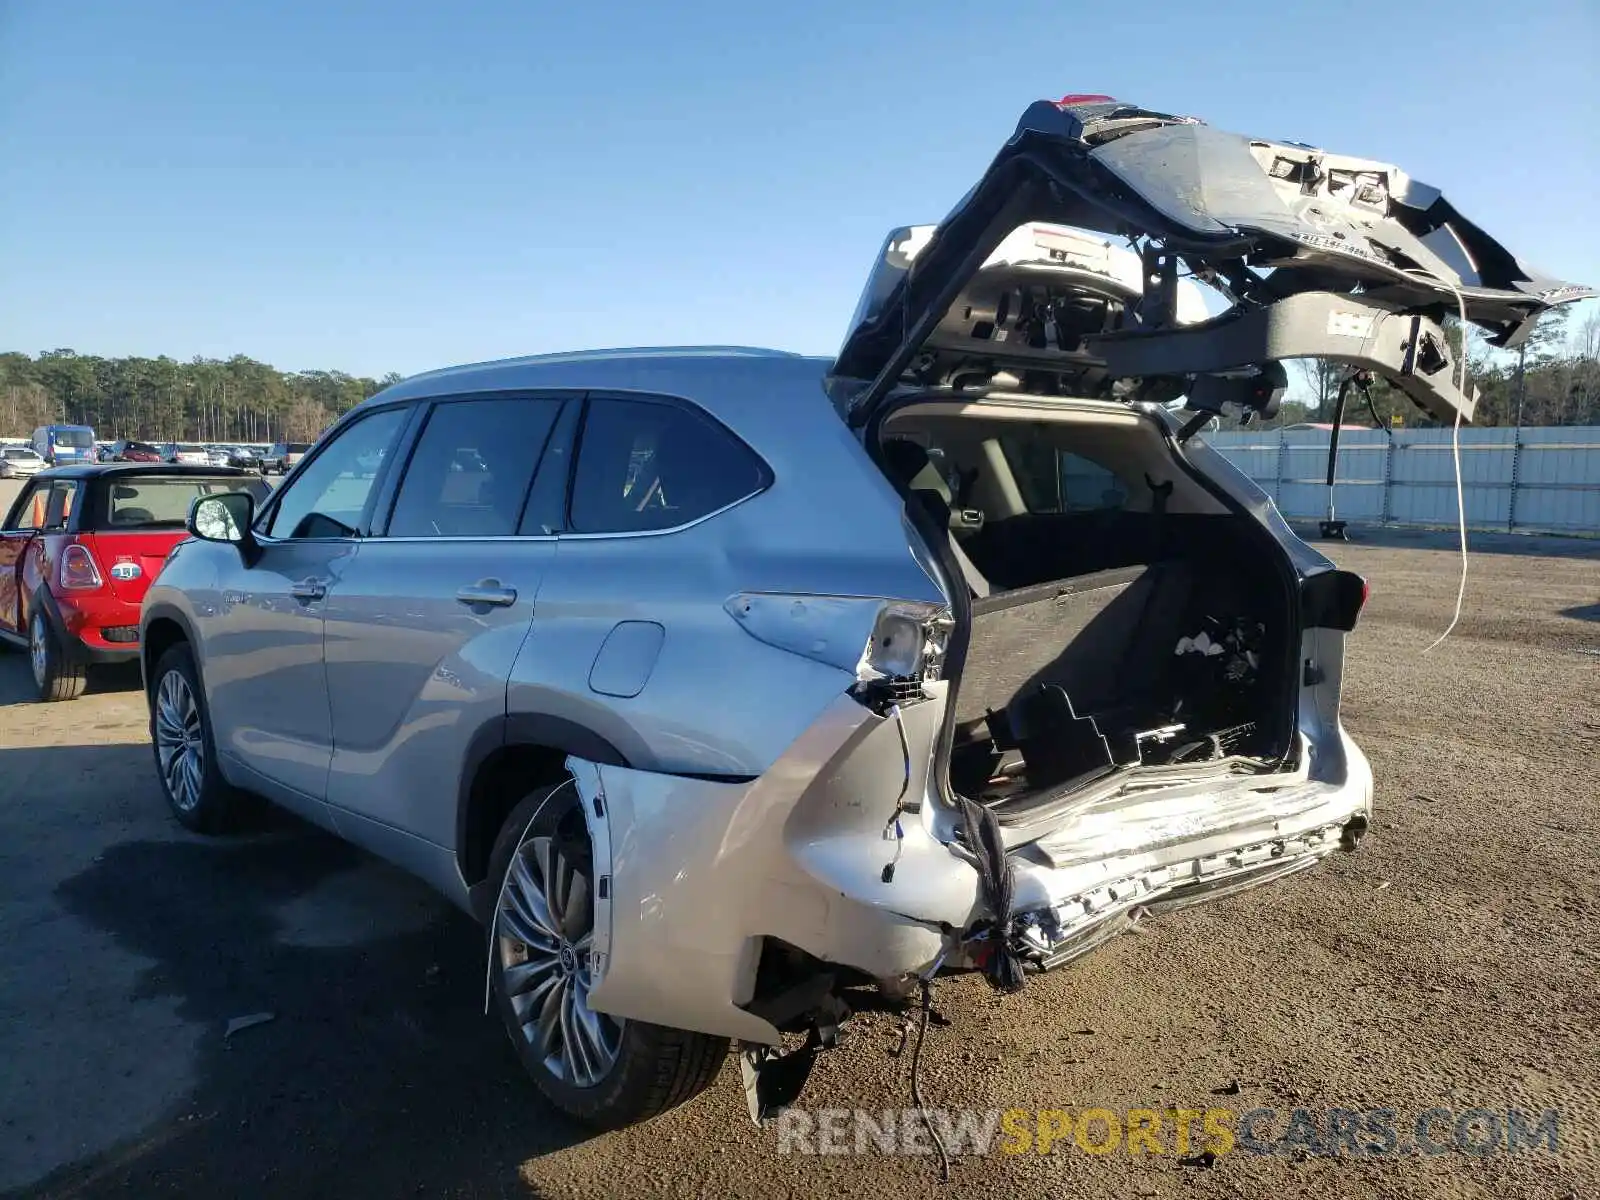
879;399;1298;820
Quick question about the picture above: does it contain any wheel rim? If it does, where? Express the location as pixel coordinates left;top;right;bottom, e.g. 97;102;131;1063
154;669;205;812
29;613;48;689
497;833;622;1088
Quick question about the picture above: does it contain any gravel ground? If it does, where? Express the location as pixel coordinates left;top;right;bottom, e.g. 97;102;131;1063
0;512;1595;1200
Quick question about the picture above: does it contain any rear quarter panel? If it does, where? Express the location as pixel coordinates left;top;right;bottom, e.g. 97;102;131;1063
510;373;947;778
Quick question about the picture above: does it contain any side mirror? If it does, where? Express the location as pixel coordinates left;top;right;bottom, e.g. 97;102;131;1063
188;492;260;563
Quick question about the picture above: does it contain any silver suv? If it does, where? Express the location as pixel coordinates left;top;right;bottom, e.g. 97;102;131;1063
140;96;1589;1130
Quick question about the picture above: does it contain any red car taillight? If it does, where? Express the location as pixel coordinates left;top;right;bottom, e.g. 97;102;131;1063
59;542;104;591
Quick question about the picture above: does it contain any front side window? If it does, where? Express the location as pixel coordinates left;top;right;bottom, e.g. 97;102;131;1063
385;398;562;537
569;399;766;534
265;407;407;539
34;480;80;529
4;482;48;531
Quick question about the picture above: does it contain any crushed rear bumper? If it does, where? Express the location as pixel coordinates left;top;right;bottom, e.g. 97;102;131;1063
570;688;1372;1045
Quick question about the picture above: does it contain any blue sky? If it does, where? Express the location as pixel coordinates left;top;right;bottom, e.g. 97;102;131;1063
2;0;1596;379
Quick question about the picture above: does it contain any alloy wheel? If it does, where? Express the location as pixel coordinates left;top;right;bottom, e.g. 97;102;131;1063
496;834;622;1088
29;613;48;689
154;669;205;812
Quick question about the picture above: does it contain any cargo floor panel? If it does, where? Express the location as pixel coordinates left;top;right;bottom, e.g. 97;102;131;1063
948;555;1288;814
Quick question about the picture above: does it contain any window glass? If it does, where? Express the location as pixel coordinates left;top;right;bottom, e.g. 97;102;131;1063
266;407;407;539
1000;436;1127;514
386;398;561;537
570;399;765;534
107;477;271;529
43;481;79;529
6;483;48;531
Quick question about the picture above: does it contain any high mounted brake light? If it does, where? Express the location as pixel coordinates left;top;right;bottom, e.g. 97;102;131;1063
1053;94;1116;108
59;542;104;591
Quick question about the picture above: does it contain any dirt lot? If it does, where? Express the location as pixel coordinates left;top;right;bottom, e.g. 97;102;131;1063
1;504;1595;1199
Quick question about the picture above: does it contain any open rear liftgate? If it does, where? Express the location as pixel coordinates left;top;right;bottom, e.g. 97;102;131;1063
774;94;1593;1128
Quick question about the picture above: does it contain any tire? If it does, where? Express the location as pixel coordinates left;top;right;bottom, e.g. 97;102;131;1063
148;642;249;833
29;605;87;702
487;784;729;1129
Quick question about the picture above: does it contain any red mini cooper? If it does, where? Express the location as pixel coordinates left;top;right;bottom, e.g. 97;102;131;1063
0;464;269;700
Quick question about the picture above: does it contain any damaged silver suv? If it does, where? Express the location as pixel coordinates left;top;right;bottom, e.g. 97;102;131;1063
142;95;1591;1129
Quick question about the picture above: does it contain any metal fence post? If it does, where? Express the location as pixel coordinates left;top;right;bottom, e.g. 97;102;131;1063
1507;431;1523;532
1273;429;1286;504
1380;432;1394;526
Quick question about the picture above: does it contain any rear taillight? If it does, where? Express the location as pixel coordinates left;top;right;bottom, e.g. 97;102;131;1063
724;593;953;700
1301;570;1367;632
59;542;104;591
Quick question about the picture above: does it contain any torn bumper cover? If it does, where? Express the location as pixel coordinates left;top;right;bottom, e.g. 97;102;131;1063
569;690;1373;1047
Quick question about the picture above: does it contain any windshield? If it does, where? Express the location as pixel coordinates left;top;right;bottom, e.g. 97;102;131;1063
52;428;94;447
105;478;269;529
287;443;312;453
177;444;204;453
4;447;41;460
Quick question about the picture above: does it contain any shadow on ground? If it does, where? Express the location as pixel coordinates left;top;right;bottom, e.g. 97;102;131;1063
0;657;143;707
27;821;590;1197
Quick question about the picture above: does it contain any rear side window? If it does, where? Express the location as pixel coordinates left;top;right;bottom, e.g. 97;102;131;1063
386;398;562;537
570;399;766;534
1001;438;1128;514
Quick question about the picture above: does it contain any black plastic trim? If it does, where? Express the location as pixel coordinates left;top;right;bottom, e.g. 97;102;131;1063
1301;568;1367;632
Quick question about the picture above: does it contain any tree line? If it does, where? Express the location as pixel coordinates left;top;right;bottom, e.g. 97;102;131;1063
0;350;402;444
4;305;1598;446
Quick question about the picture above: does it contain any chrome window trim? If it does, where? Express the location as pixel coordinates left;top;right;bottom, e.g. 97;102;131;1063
349;488;761;543
555;487;765;540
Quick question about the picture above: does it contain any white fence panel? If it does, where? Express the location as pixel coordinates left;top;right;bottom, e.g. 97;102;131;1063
1203;426;1600;536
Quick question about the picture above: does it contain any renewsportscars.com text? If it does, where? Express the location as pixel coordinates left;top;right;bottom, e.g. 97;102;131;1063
774;1106;1562;1159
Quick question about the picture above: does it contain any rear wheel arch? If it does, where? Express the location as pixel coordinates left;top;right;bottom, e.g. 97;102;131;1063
457;714;631;913
141;613;194;695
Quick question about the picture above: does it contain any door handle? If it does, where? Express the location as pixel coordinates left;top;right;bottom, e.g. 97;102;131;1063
289;579;327;601
456;581;517;608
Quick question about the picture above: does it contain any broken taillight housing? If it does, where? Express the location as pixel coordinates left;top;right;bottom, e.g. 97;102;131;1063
724;593;952;700
59;542;104;591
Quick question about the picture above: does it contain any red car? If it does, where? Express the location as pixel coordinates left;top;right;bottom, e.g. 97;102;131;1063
110;439;164;463
0;464;269;700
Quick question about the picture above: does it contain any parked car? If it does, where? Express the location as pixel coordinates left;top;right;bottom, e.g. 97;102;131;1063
30;424;97;465
261;441;311;475
0;446;46;478
162;443;211;466
109;440;164;463
225;446;262;470
139;95;1588;1131
1;464;268;700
